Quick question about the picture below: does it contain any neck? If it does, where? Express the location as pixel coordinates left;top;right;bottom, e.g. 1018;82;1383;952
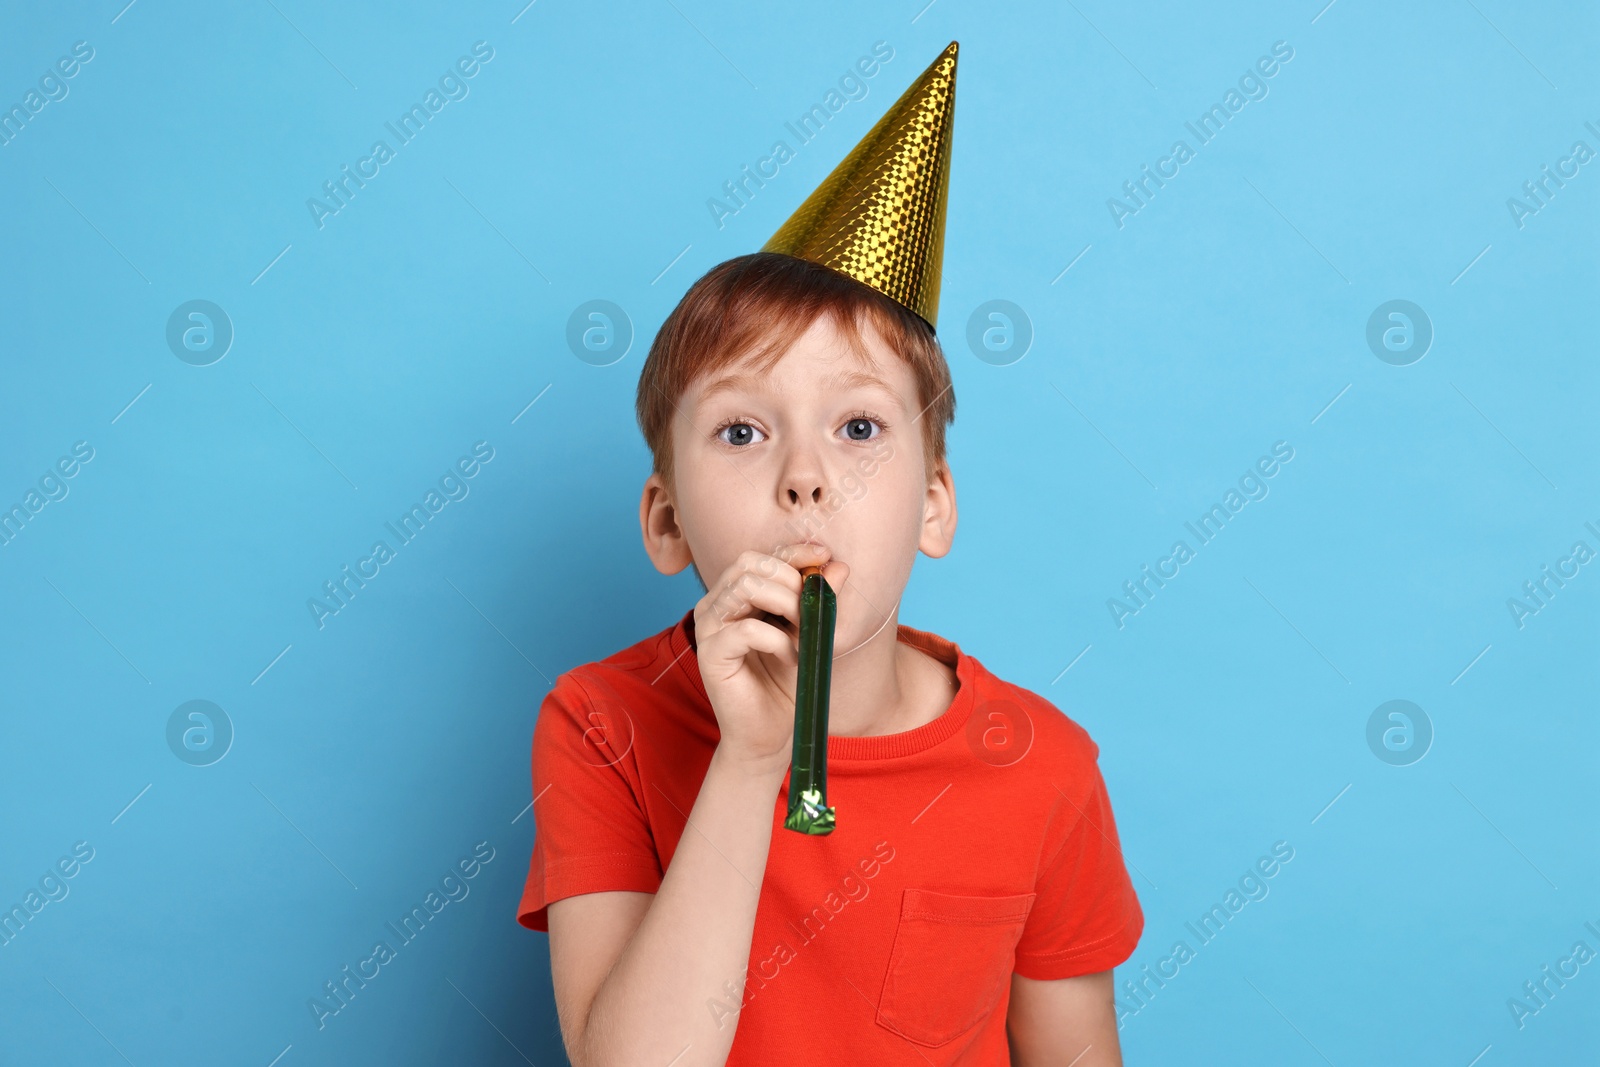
823;598;950;738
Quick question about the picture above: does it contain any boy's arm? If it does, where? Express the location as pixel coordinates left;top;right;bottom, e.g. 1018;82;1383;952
546;746;786;1067
1006;970;1124;1067
541;542;838;1066
545;890;649;1058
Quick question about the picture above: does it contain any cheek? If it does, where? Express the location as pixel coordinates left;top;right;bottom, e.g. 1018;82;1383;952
848;475;925;579
861;456;928;532
680;474;762;564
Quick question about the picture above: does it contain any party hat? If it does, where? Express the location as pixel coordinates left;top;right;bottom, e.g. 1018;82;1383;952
762;41;959;331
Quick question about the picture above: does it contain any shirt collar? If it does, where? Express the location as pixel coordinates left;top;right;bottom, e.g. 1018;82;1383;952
667;607;976;760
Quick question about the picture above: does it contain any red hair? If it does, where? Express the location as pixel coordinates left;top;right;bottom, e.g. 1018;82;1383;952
635;252;956;491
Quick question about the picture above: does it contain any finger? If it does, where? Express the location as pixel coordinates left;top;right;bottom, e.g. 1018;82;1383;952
700;575;793;633
819;559;850;594
698;559;784;630
703;616;798;673
705;572;808;640
702;546;817;623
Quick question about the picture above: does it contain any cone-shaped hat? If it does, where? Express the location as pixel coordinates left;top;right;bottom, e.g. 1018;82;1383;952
762;41;959;331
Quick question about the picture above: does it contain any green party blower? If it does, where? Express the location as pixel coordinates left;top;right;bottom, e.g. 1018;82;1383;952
783;565;837;835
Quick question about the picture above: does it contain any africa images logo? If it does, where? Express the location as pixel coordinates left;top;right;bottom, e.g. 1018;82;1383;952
705;41;896;230
307;442;495;630
306;42;495;230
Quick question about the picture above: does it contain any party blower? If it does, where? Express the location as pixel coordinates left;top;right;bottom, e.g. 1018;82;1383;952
783;565;837;835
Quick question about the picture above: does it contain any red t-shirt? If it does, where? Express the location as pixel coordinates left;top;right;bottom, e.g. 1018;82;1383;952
517;608;1143;1064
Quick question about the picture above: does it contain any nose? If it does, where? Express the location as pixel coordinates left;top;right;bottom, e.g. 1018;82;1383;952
780;444;826;508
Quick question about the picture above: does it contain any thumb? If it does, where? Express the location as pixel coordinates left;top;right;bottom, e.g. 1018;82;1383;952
820;559;850;594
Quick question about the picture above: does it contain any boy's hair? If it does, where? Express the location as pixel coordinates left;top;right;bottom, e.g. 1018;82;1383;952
634;252;956;494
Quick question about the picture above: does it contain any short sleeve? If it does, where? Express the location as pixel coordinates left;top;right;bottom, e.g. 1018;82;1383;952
1011;758;1143;979
517;670;664;932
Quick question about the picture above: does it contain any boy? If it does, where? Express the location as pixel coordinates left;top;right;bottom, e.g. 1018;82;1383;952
517;42;1143;1065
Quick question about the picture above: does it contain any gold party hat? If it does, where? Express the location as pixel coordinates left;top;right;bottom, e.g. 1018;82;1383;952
762;41;959;331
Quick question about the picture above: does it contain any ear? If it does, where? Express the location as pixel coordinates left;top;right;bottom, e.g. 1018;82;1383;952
640;471;694;575
918;460;957;558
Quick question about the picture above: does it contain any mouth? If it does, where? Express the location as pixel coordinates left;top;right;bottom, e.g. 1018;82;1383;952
793;536;841;559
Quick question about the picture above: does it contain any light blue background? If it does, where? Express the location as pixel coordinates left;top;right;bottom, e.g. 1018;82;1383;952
2;1;1595;1064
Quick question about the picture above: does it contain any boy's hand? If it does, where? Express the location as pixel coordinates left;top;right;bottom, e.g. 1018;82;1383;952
693;542;850;778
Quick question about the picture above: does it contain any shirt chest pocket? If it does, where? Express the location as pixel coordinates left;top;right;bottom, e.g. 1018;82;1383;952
875;888;1037;1048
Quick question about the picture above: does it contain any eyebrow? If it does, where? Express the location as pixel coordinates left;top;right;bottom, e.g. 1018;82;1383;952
698;368;899;405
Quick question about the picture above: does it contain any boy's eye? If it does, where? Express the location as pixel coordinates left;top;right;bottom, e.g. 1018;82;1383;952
714;414;886;447
841;417;882;442
716;422;765;447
